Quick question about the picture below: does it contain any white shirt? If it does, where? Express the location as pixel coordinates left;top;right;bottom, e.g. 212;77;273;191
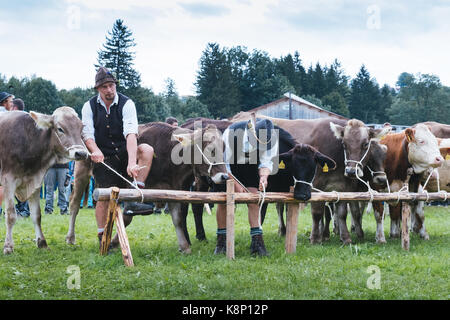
81;93;139;142
0;106;7;113
222;125;278;174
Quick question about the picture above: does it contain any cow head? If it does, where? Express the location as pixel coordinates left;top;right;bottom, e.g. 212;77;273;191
330;119;390;178
365;141;388;188
172;125;229;184
405;124;444;174
279;144;336;201
30;107;88;163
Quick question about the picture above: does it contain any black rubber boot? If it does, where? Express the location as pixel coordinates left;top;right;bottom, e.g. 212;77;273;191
250;234;268;256
123;202;155;216
214;234;227;255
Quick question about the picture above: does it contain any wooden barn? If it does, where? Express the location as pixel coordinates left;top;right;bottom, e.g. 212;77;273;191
247;92;348;120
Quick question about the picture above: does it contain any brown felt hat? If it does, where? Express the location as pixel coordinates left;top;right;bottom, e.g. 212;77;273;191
94;67;118;89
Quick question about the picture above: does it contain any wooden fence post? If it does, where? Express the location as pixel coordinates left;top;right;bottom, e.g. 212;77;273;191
100;187;119;255
401;201;411;251
285;186;303;254
115;207;134;267
226;179;235;260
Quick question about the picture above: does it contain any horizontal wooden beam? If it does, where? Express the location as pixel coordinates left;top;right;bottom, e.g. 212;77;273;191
93;188;449;203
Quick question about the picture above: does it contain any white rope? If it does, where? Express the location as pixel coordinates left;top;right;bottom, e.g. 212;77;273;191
195;144;227;176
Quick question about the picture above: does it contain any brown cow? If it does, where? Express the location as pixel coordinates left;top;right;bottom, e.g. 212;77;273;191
0;107;88;254
109;122;229;253
372;124;445;242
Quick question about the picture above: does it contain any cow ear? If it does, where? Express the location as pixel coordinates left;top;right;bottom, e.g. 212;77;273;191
330;122;345;140
172;133;193;146
279;151;292;163
315;151;337;171
370;126;391;140
30;111;54;129
405;128;416;143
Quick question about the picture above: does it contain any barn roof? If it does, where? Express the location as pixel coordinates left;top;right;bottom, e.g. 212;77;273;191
247;92;349;121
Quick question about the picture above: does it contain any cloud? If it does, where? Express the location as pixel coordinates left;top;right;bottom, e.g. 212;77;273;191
178;2;230;18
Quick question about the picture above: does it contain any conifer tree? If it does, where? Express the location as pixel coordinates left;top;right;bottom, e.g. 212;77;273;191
96;19;141;90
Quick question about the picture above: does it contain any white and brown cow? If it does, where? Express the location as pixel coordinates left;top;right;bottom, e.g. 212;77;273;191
0;107;88;254
372;124;445;243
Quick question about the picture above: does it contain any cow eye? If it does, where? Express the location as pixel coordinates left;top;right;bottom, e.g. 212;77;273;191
57;127;65;134
363;142;369;148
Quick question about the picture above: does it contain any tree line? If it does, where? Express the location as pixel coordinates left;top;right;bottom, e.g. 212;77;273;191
1;19;449;126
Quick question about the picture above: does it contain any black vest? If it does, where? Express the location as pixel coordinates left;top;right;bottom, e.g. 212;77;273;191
90;93;129;156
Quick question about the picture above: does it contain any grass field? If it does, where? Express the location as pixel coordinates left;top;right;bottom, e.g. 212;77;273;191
0;202;448;300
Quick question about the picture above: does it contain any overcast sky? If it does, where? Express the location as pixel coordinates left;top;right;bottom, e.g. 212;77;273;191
1;0;450;96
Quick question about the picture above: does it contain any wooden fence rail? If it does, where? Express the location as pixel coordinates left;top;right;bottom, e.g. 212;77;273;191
93;186;449;265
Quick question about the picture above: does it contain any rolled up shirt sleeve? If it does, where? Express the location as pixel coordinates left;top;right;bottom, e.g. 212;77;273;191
122;99;139;138
81;101;95;142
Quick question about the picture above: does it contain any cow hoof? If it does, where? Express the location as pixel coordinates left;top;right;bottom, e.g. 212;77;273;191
310;237;322;245
376;238;387;244
37;239;48;249
196;235;207;242
179;247;192;254
341;238;352;245
356;231;364;240
420;233;430;240
390;233;400;239
3;245;14;255
65;235;76;245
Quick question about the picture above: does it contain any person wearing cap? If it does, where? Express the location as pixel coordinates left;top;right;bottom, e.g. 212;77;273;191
81;67;155;247
0;92;14;112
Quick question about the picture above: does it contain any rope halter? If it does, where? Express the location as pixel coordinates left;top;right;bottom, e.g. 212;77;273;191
195;144;227;176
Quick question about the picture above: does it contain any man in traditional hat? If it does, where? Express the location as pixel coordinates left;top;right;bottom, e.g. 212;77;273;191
0;92;14;112
81;67;155;246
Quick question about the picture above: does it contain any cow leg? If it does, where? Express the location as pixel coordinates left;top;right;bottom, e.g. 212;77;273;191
65;171;90;245
372;201;386;243
260;202;269;225
412;201;429;240
28;189;48;249
310;202;324;244
276;203;286;236
3;184;17;254
349;202;364;240
336;202;352;245
192;203;206;241
180;202;192;245
169;203;191;254
322;204;332;241
388;203;402;238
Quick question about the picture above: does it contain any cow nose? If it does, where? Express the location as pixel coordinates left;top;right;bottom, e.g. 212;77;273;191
374;175;387;186
433;156;444;167
345;166;356;176
221;174;229;182
75;151;88;160
294;191;311;201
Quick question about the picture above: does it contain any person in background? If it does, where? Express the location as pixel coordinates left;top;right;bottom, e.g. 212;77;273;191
11;98;25;111
0;92;14;216
44;163;70;215
165;116;178;127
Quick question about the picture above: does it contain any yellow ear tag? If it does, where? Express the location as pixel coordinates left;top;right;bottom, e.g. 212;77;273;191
278;160;286;169
323;163;329;173
446;154;450;161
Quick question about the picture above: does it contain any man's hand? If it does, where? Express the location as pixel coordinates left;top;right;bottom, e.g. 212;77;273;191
127;163;139;179
258;167;271;191
259;175;268;191
90;149;104;163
